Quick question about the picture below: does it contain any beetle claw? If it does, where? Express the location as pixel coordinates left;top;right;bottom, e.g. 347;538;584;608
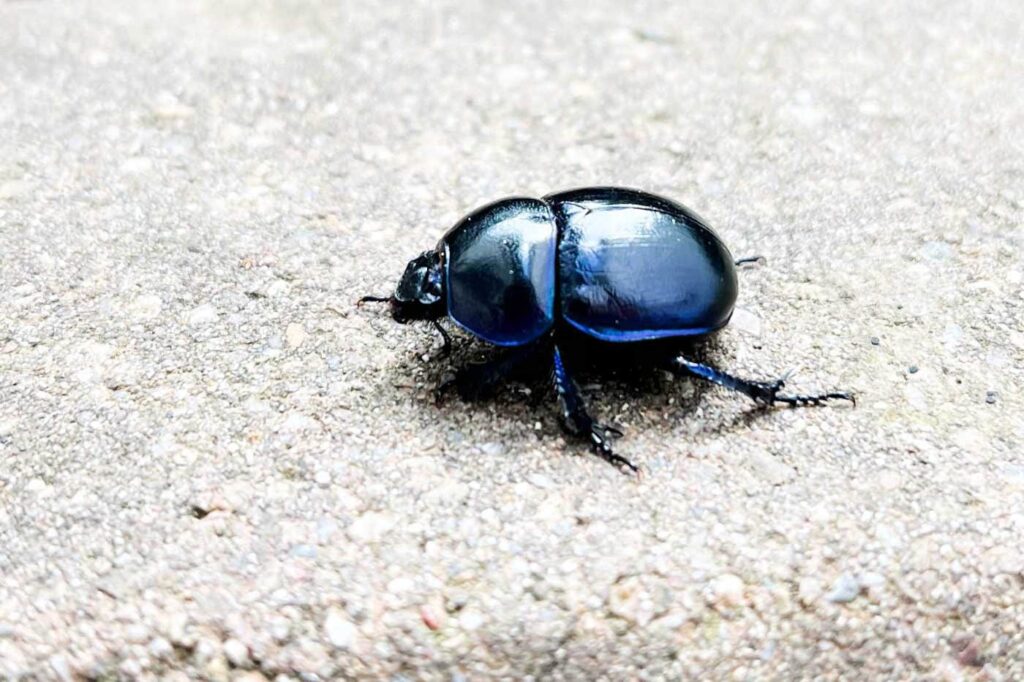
589;425;638;475
768;384;856;409
603;450;640;476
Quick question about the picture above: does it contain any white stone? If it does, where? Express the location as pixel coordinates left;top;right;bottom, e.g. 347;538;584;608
709;573;745;607
730;307;762;337
130;293;163;319
286;322;307;348
148;637;174;660
187;303;218;326
798;577;823;606
347;512;395;543
458;609;485;631
324;608;357;649
0;417;17;437
826;573;861;603
223;638;250;667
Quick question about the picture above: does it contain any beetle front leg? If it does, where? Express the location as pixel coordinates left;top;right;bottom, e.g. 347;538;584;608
431;319;452;356
552;346;638;475
666;356;855;407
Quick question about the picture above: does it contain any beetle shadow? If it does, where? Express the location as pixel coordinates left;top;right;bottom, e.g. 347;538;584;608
391;325;777;441
552;332;779;438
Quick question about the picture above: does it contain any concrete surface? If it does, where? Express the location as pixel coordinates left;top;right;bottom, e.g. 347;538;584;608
1;0;1023;679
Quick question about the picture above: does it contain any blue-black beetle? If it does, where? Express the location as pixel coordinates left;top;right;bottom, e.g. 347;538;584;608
361;187;853;473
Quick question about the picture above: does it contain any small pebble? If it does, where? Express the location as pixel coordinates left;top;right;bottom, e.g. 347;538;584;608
920;241;953;261
348;511;395;543
870;336;880;346
478;441;504;457
985;391;997;404
130;293;163;319
0;418;17;438
49;655;73;682
421;604;443;631
289;544;317;559
324;609;357;649
223;638;250;667
942;323;964;347
187;303;218;326
709;573;745;608
286;322;307;348
148;637;174;660
907;365;919;374
825;573;861;603
797;577;823;606
458;609;485;631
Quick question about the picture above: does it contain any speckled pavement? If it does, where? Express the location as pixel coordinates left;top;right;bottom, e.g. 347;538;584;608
1;1;1022;679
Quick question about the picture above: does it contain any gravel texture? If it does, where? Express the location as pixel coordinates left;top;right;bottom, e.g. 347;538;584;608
2;0;1023;679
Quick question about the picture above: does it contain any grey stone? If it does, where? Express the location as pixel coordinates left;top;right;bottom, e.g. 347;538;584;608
825;574;862;604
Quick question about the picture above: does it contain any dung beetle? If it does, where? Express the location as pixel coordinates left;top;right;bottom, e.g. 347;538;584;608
361;186;853;473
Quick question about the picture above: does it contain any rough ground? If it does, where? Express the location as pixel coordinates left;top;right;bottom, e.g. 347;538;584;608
2;0;1023;679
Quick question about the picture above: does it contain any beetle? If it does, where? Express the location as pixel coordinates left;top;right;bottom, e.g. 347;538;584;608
360;186;853;473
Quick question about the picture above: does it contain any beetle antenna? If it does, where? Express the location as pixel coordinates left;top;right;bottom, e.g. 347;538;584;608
357;295;392;306
735;255;766;267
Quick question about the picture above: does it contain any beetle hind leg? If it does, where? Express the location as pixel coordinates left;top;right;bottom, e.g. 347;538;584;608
553;346;638;475
666;356;855;408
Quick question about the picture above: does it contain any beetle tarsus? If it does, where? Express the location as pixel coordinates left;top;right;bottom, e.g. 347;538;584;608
357;295;391;306
772;390;857;408
553;346;638;476
667;357;855;409
589;427;639;475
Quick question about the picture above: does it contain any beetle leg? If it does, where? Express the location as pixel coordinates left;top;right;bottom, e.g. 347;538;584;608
431;319;452;356
435;344;539;403
552;346;638;475
666;357;855;408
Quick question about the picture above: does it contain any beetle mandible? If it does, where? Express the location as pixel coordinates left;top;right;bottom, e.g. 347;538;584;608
360;186;853;473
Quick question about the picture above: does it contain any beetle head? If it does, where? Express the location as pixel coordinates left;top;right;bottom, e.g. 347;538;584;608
390;250;445;323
